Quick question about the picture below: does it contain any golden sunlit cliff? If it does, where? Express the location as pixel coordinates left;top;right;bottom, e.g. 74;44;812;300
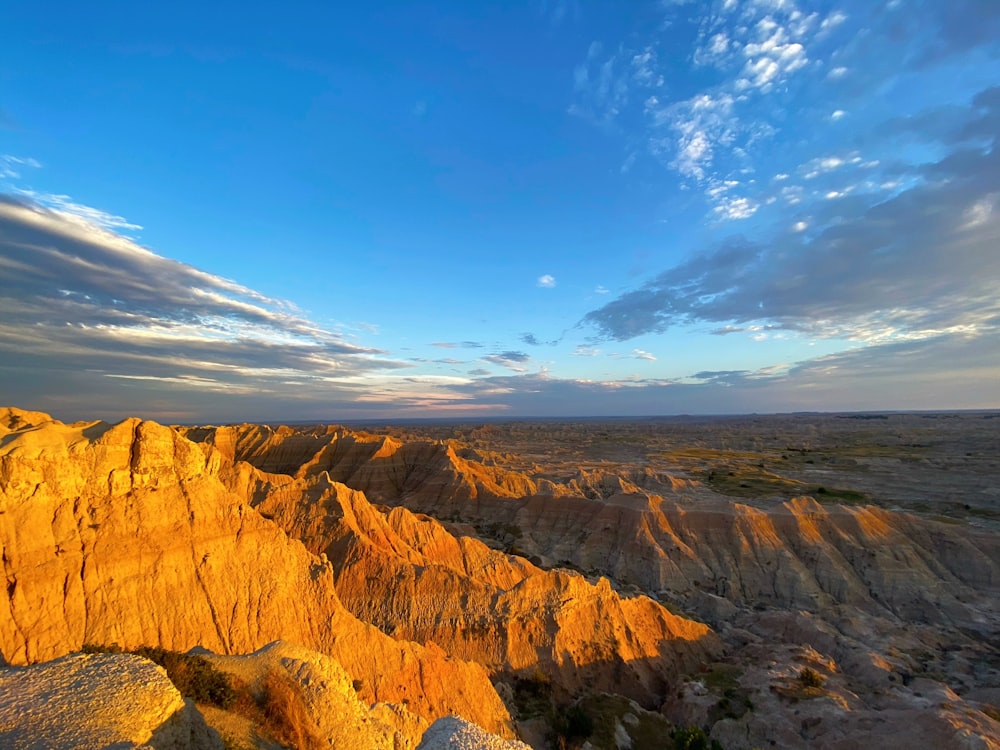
0;408;514;744
2;409;999;748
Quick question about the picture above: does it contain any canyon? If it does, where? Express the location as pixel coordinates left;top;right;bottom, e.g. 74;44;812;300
1;407;998;748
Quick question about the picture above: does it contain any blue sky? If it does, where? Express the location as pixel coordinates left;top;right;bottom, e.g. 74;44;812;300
1;0;998;421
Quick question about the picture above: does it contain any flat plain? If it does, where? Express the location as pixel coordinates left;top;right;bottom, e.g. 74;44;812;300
351;411;1000;529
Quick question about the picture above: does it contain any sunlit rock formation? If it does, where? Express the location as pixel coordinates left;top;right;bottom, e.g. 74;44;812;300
0;408;513;738
0;652;222;749
223;467;719;706
183;419;1000;749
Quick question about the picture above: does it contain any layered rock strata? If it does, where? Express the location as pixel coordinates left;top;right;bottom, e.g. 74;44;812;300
0;409;513;736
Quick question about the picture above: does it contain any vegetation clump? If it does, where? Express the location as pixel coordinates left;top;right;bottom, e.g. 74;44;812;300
798;667;825;689
79;644;324;749
671;725;724;750
81;644;236;708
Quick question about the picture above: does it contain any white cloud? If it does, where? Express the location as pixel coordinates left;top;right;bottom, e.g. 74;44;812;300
827;66;848;79
537;274;557;288
714;195;759;220
792;220;808;232
661;92;737;181
780;185;804;204
735;16;809;92
632;348;657;360
0;155;42;180
0;194;406;411
961;195;996;230
14;189;143;233
674;130;713;179
801;154;849;179
820;11;847;31
830;109;847;121
569;43;630;122
594;285;610;294
694;32;732;67
636;0;830;216
631;48;664;87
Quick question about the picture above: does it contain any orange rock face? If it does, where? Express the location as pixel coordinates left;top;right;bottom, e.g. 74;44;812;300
6;410;999;749
181;418;1000;749
0;409;513;736
230;468;720;706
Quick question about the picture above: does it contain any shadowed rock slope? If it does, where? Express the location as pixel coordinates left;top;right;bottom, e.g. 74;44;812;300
190;422;999;630
184;420;1000;749
224;468;719;707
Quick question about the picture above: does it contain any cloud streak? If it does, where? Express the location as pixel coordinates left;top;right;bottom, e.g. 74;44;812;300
584;87;1000;349
0;194;408;414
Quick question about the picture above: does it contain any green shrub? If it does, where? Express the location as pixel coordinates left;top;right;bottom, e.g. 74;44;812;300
79;644;236;708
672;725;722;750
553;703;593;741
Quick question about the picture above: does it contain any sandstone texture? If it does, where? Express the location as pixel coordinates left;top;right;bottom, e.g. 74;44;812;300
4;407;999;748
0;409;513;737
417;716;533;750
199;640;419;749
230;468;719;707
183;418;1000;749
0;652;222;749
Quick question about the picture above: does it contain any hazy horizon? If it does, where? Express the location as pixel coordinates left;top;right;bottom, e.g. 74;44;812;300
1;0;998;422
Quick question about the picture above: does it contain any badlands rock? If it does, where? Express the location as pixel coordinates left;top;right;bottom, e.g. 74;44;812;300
183;424;555;514
416;716;532;750
231;468;720;706
200;640;417;749
185;423;999;632
0;652;222;749
0;410;513;736
186;421;1000;747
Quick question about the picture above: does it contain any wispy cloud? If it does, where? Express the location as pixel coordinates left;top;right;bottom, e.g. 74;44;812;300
0;194;407;416
433;340;484;349
482;350;532;372
537;273;557;288
0;155;42;180
584;87;1000;348
520;332;559;347
444;331;1000;414
12;188;143;233
569;35;666;125
639;0;835;208
537;0;581;26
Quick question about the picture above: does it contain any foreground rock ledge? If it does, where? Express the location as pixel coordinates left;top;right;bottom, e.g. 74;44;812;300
0;652;221;749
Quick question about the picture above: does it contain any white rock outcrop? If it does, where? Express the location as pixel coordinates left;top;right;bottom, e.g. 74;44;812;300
0;652;222;749
417;716;533;750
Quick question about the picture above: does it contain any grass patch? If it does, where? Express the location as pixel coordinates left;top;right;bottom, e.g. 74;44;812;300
698;663;742;692
702;464;809;499
79;644;324;749
693;664;754;725
812;486;867;504
80;644;236;708
773;667;827;702
573;693;676;750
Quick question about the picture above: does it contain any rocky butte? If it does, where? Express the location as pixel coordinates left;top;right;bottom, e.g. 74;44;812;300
1;406;998;749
